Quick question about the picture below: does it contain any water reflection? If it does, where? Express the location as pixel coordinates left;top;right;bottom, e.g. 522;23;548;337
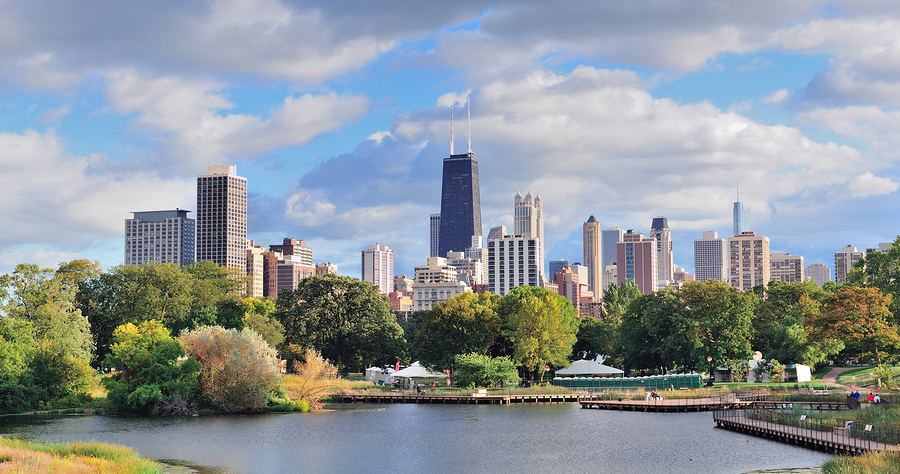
0;405;830;474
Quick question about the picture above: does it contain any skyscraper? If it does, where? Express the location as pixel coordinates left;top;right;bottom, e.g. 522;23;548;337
693;231;727;282
514;191;544;261
601;225;624;269
196;165;248;272
548;259;571;278
650;217;674;288
727;231;770;291
487;230;542;296
438;103;482;256
125;209;195;266
246;240;266;298
582;215;601;299
429;213;441;257
616;230;657;295
361;243;394;295
269;238;313;265
733;202;750;236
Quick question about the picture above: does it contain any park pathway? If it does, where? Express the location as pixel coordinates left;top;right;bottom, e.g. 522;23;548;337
820;366;858;389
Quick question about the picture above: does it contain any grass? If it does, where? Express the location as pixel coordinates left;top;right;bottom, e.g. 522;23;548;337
823;450;900;474
0;436;162;473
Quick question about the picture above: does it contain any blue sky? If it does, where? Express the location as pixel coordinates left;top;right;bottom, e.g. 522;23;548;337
1;1;900;281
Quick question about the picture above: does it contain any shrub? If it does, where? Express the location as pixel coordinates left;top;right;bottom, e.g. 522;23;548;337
180;326;281;412
102;321;201;414
287;349;338;407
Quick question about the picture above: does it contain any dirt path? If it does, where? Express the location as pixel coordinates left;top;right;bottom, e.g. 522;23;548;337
820;366;858;388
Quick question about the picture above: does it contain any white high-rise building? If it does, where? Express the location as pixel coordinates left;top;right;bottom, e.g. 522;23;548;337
125;209;195;266
196;165;248;272
514;191;544;265
693;231;727;283
430;213;441;258
487;231;542;296
246;240;266;298
650;217;674;287
362;244;394;295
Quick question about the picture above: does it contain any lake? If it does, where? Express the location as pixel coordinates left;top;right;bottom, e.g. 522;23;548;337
0;403;830;473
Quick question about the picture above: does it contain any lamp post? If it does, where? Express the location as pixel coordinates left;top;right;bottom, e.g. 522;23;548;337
707;356;714;387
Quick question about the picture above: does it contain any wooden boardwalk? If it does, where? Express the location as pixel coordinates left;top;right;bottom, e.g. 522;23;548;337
330;393;582;405
714;411;900;454
579;396;751;412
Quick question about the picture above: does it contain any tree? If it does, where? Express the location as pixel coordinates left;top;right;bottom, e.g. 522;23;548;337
274;274;405;371
397;310;428;362
681;280;754;372
499;286;579;381
806;286;899;364
237;297;284;349
847;236;900;317
752;281;837;367
0;318;34;413
597;280;640;367
102;321;201;415
570;316;606;362
414;292;502;371
619;287;699;374
181;326;281;413
451;353;519;388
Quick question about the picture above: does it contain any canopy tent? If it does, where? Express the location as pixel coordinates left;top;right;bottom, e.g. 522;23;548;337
555;358;624;377
391;362;445;379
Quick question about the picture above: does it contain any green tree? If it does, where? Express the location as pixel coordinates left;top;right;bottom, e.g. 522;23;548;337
451;353;519;388
181;326;281;412
0;318;34;413
752;281;836;367
619;287;698;374
598;280;639;367
237;297;284;349
414;292;502;371
102;320;201;415
806;286;899;364
570;316;606;362
397;310;428;362
847;236;900;317
499;286;579;381
681;280;754;372
274;274;405;371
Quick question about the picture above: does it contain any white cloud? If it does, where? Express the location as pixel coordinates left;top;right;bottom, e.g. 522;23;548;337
39;105;71;124
847;171;898;198
798;105;900;155
104;70;370;170
762;89;789;104
0;129;193;262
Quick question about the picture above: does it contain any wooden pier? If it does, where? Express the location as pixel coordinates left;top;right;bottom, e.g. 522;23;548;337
330;393;582;405
713;410;899;454
579;396;751;412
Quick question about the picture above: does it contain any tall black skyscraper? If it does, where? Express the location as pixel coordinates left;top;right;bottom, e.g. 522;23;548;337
438;102;482;256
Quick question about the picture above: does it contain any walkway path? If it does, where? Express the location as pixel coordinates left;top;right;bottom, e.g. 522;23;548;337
820;366;857;389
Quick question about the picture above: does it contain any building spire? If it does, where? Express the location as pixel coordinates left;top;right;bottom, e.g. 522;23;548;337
450;104;455;156
467;96;472;154
736;179;740;202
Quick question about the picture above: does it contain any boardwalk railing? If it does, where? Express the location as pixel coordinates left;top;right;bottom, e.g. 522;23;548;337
713;408;900;453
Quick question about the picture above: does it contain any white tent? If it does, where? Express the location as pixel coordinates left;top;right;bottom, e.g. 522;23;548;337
555;358;624;377
391;362;445;379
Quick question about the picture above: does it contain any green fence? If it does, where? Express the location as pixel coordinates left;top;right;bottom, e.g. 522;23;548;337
552;374;702;391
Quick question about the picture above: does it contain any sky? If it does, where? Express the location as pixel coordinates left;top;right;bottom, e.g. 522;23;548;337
2;0;900;280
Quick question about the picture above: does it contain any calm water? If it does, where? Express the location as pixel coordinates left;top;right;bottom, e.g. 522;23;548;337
0;404;830;473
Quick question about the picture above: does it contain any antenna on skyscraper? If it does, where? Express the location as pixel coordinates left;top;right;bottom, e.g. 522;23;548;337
467;96;472;154
736;179;740;201
450;104;455;155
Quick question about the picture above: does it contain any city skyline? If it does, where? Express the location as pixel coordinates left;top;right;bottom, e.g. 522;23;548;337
1;2;900;279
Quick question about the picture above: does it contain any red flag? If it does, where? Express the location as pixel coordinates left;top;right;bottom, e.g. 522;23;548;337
395;361;400;372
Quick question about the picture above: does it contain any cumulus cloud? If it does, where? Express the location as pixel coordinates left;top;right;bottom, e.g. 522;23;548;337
104;70;370;171
798;105;900;155
762;89;789;104
281;65;879;273
39;105;70;124
0;129;193;268
847;171;898;198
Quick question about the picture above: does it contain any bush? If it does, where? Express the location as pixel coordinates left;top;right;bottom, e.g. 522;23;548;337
180;326;281;413
287;349;338;407
102;320;201;414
